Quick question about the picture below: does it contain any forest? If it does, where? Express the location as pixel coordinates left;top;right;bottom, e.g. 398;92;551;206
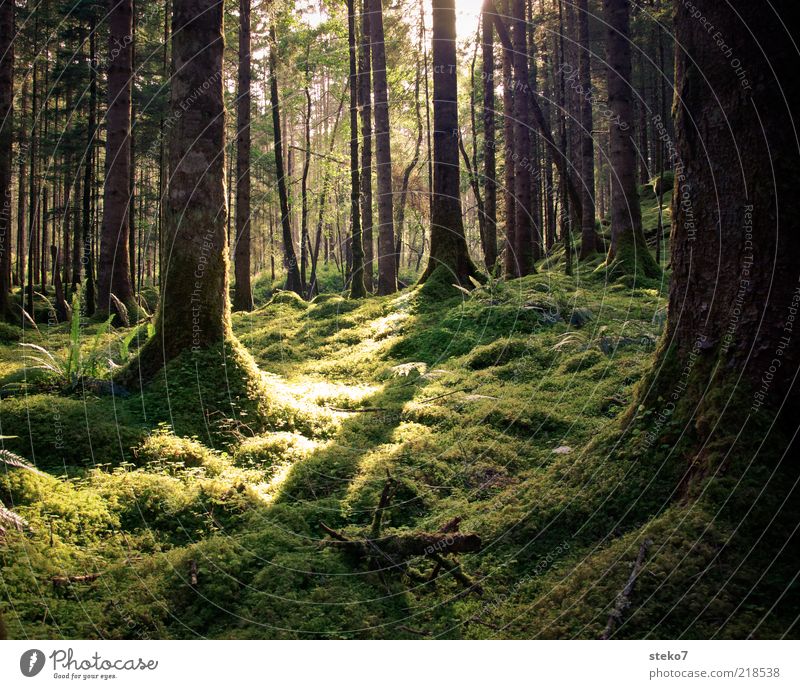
0;0;798;640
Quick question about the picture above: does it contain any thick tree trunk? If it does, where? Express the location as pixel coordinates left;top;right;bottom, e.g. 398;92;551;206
480;2;497;271
357;0;373;291
367;0;396;295
269;26;303;296
576;0;597;259
655;0;800;420
603;0;658;277
0;0;12;317
134;0;230;376
97;0;136;318
420;0;480;287
232;0;253;311
348;0;366;298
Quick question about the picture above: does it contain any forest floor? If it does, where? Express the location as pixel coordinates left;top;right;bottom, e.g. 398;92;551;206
1;195;797;639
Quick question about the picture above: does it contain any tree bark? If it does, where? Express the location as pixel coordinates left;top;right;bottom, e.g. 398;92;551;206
0;0;12;317
603;0;657;277
98;0;136;319
480;2;498;271
656;0;800;419
269;25;303;296
367;0;396;295
357;0;373;291
134;0;230;377
348;0;366;298
232;0;253;311
419;0;481;287
576;0;597;259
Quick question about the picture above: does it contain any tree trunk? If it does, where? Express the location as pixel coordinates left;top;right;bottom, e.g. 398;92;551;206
367;0;396;295
82;18;96;316
269;26;303;296
347;0;366;298
357;0;374;291
480;1;497;271
134;0;229;376
0;0;12;317
653;0;800;420
419;0;481;287
576;0;597;259
97;0;136;319
603;0;658;277
232;0;253;311
500;0;515;276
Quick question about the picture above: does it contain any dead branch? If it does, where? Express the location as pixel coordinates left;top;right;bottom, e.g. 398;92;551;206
601;538;652;639
51;573;102;588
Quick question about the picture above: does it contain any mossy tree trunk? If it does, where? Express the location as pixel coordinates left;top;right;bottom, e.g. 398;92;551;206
603;0;658;278
419;0;481;287
97;0;136;318
133;0;230;379
367;0;397;295
651;0;800;420
232;0;254;311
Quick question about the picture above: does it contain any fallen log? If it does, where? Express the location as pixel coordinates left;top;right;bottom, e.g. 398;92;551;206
51;573;102;588
320;528;481;559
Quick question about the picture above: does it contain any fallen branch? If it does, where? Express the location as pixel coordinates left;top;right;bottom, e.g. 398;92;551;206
601;538;652;639
51;573;102;588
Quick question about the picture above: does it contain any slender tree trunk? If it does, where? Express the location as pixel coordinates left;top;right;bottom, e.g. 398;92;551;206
367;0;396;294
348;0;366;298
500;0;515;276
357;0;373;291
82;19;96;316
98;0;136;319
129;0;137;291
134;0;229;378
603;0;658;277
300;79;311;289
26;57;37;316
480;1;497;271
420;0;481;287
16;84;26;291
233;0;253;311
269;25;302;295
576;0;597;259
0;0;12;317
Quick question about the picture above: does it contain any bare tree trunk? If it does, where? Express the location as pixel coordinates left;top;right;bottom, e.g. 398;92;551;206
347;0;366;298
480;1;497;271
233;0;253;311
603;0;657;277
269;25;302;295
357;0;373;291
0;0;12;317
420;0;481;287
577;0;597;259
82;18;96;315
98;0;136;319
367;0;396;294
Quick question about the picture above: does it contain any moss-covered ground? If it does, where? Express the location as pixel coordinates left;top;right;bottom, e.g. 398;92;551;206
1;212;797;639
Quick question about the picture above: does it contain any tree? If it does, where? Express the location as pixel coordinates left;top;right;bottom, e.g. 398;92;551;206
651;0;799;419
603;0;658;277
133;0;229;377
576;0;598;259
269;24;303;296
232;0;254;311
0;0;13;318
347;0;365;298
97;0;136;319
357;0;373;291
480;1;497;271
367;0;396;295
419;0;481;287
